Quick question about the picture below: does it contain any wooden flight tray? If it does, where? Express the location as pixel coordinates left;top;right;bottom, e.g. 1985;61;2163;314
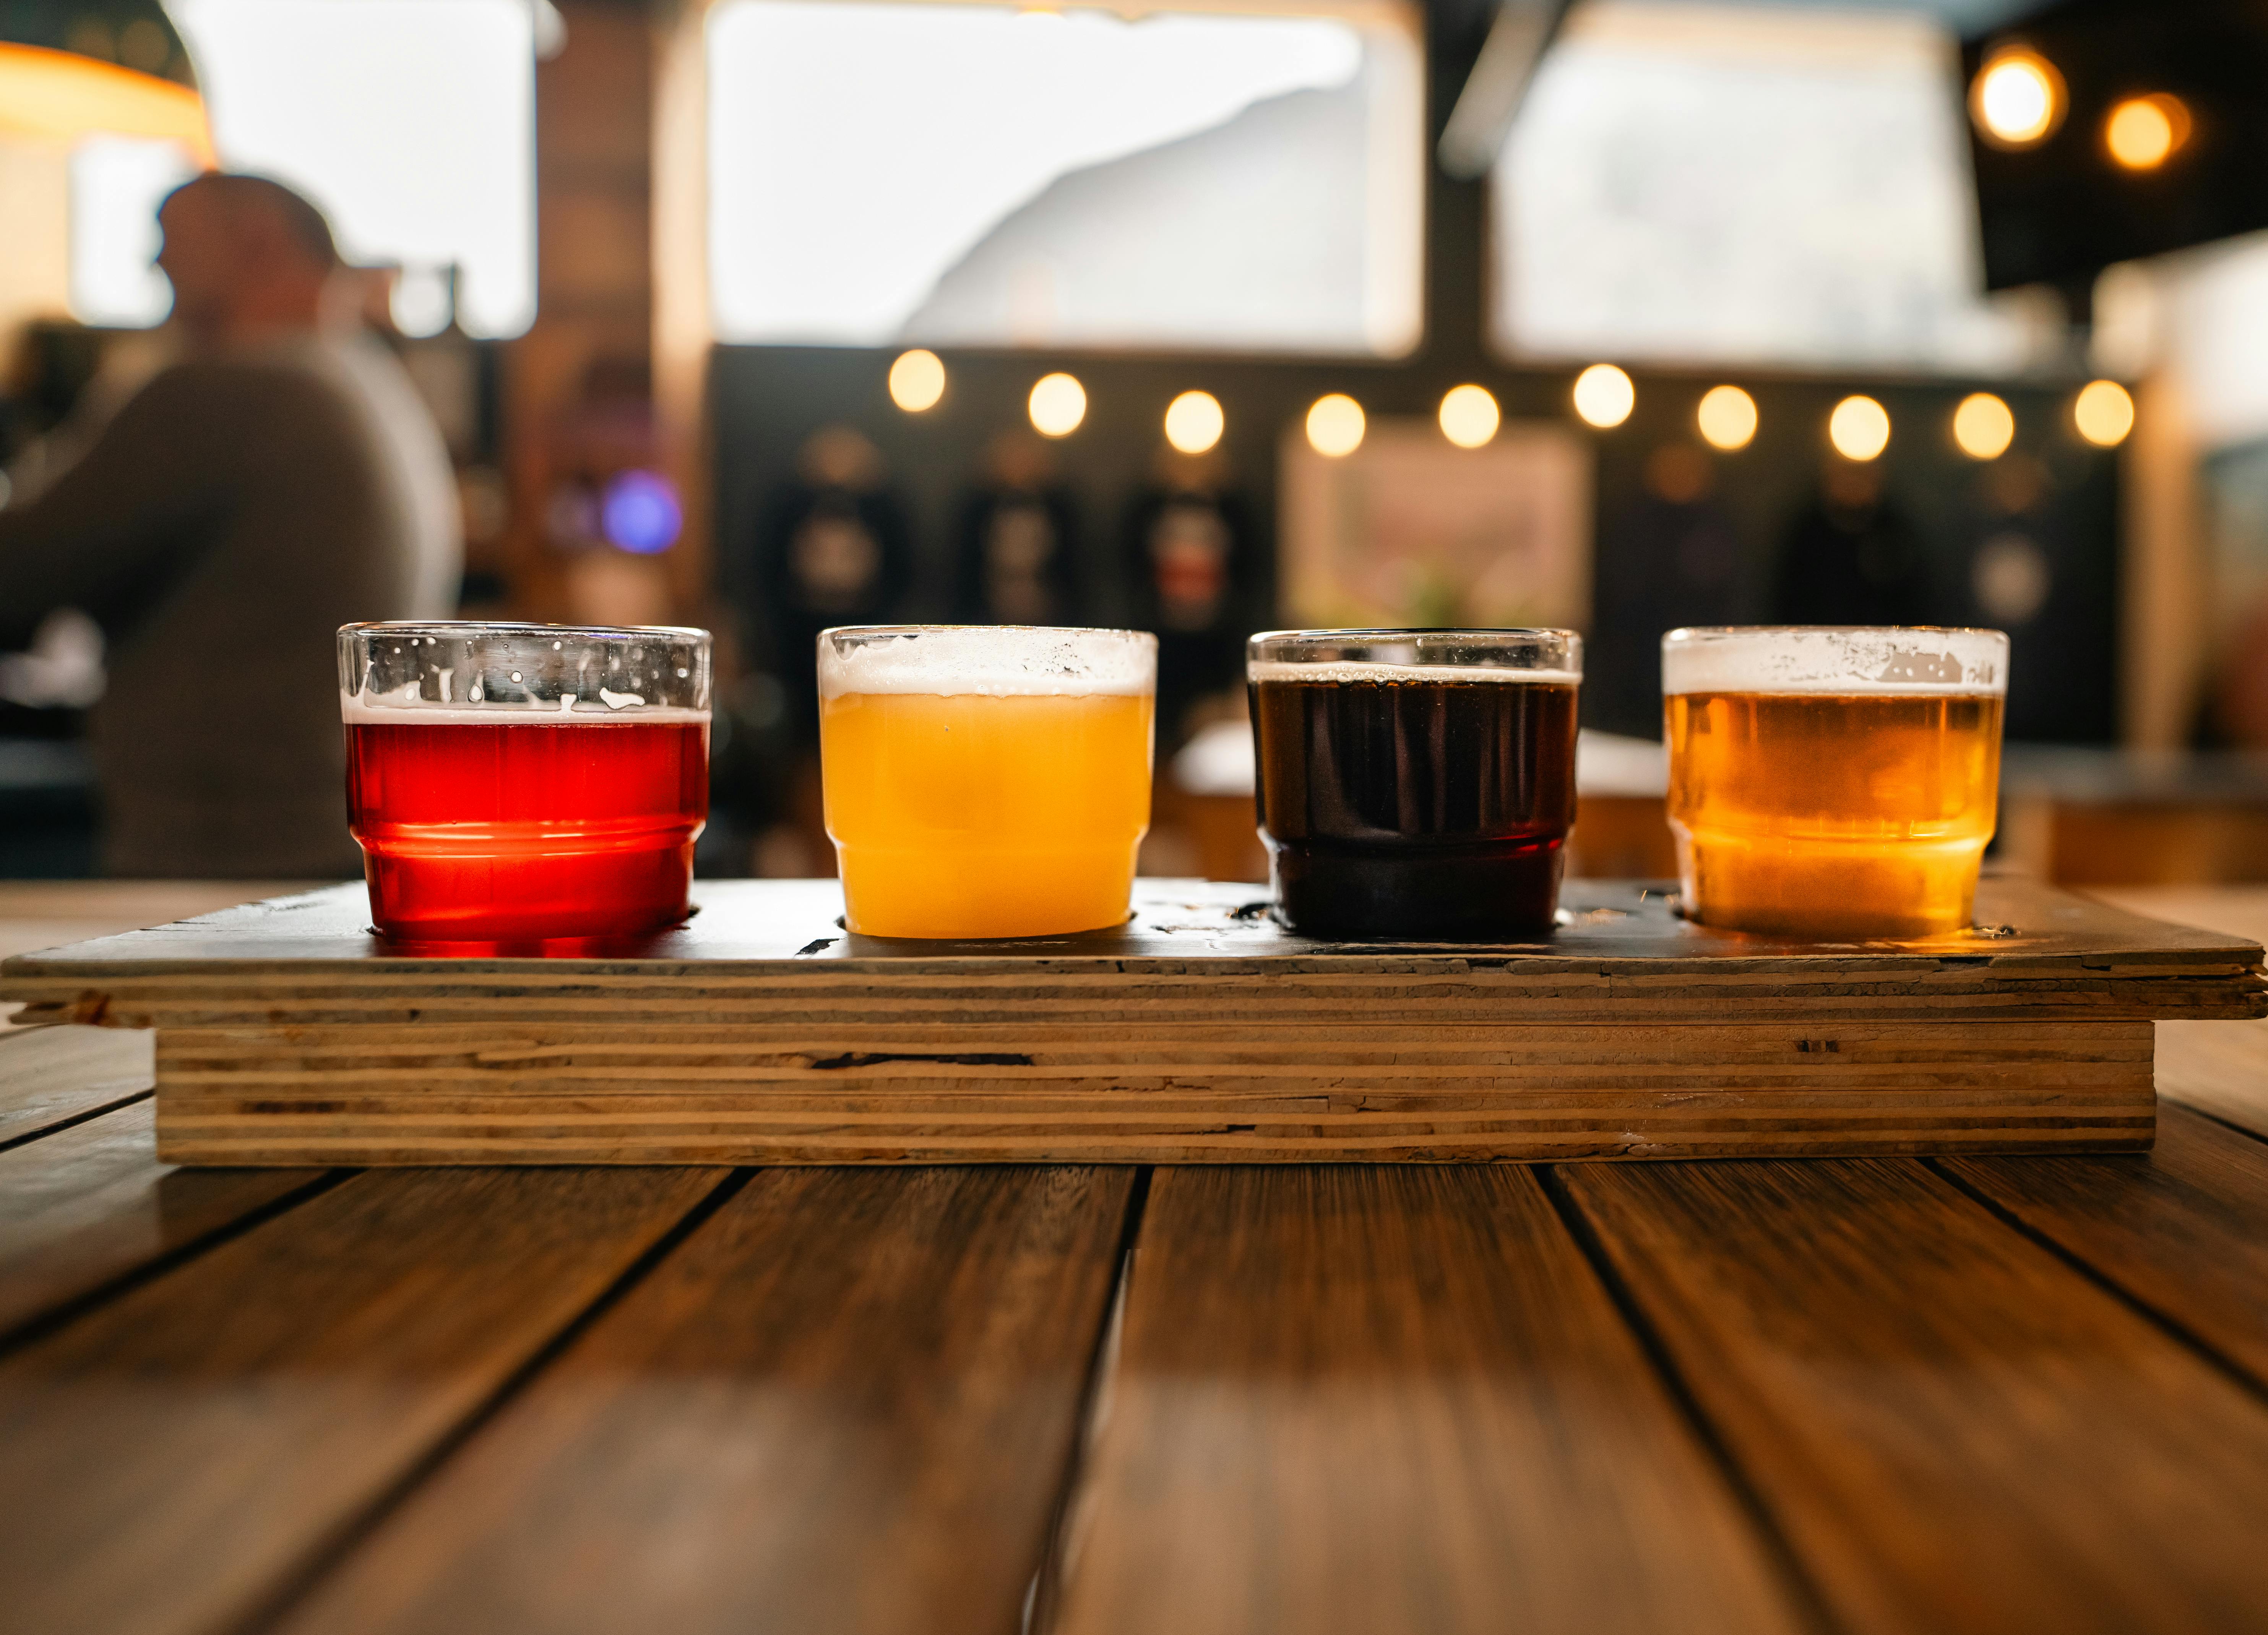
3;877;2262;1166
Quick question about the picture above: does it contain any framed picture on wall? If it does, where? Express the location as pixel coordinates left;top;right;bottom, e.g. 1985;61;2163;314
1278;417;1591;630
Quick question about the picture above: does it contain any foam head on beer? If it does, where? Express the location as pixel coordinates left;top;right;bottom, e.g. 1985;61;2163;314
1661;626;2008;940
818;625;1156;940
339;622;712;947
1247;629;1582;941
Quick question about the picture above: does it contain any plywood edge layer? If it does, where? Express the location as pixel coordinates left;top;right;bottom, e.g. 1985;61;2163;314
11;981;2262;1028
151;1128;2157;1166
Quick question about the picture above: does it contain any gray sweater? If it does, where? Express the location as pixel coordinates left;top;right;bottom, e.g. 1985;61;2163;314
0;334;461;878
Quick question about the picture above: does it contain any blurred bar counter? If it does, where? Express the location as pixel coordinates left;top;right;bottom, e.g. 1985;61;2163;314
1999;747;2268;887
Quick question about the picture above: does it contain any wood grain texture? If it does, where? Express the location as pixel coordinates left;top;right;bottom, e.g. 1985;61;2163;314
143;1019;2156;1166
1048;1166;1810;1635
2090;886;2268;952
269;1166;1131;1635
2155;1017;2268;1138
0;1097;321;1336
0;1025;153;1145
0;881;300;962
1942;1104;2268;1385
0;1165;723;1635
1562;1157;2268;1635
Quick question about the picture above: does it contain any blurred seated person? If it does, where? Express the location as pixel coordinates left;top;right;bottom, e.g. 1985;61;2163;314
0;172;459;878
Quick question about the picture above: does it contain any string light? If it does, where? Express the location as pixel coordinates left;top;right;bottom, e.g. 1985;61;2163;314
1163;390;1224;454
1305;394;1365;457
887;349;945;412
1028;372;1086;437
2105;94;2191;170
1439;384;1500;449
1572;363;1635;429
1951;393;2015;460
1971;47;2063;148
2073;379;2135;446
1695;385;1757;451
1828;395;1891;461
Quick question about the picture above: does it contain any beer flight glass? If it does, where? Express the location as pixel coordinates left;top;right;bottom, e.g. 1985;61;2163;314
819;625;1158;939
1662;625;2009;939
1248;629;1582;939
340;622;711;946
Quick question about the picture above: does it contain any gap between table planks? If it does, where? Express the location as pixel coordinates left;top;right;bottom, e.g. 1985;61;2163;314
0;1164;725;1635
0;1024;157;1149
1559;1147;2268;1635
259;1168;1135;1635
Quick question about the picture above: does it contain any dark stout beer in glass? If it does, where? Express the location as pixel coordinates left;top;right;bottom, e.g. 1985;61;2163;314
1248;629;1581;939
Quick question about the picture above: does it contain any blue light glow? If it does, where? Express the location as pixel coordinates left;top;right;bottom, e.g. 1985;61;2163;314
600;470;682;555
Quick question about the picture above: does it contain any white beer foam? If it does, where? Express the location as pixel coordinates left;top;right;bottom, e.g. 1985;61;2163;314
341;692;710;725
818;626;1156;698
1246;661;1580;686
1662;627;2007;697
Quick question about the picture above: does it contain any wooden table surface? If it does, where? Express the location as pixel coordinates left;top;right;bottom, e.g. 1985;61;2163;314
5;882;2268;1635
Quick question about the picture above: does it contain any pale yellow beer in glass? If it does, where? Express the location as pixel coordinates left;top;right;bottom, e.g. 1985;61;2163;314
1663;627;2009;939
819;626;1157;939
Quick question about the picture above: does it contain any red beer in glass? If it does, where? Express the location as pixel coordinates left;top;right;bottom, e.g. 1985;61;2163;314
339;623;711;947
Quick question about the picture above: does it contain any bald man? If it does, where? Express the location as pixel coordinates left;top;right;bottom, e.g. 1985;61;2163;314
0;173;460;878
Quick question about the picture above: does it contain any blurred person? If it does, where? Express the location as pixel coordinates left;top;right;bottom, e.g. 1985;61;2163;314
0;172;459;878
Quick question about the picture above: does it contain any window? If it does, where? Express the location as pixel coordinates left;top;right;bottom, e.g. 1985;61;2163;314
1493;2;2043;373
70;137;196;327
706;0;1422;355
170;0;536;337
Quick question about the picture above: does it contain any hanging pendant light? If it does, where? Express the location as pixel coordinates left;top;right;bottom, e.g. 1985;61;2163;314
0;1;211;159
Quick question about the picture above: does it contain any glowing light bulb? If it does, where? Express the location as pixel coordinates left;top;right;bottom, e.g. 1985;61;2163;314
887;349;945;413
1829;395;1891;461
1572;363;1635;429
1305;394;1366;458
2106;94;2190;170
2073;379;2135;446
1971;49;2063;148
1163;390;1224;455
1028;372;1086;438
1695;385;1757;451
1439;384;1500;449
1952;393;2015;460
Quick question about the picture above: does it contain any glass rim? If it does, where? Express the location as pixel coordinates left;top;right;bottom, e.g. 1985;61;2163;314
1661;624;2007;696
341;620;710;643
1663;624;2007;643
1248;628;1582;669
1251;626;1582;644
817;624;1155;697
820;623;1154;643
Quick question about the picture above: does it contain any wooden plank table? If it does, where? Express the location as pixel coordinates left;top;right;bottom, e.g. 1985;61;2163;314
3;883;2268;1634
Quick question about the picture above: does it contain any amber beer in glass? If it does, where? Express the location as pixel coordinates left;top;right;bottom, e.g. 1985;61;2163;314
1663;626;2008;939
1248;629;1582;939
339;623;711;946
820;626;1156;939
